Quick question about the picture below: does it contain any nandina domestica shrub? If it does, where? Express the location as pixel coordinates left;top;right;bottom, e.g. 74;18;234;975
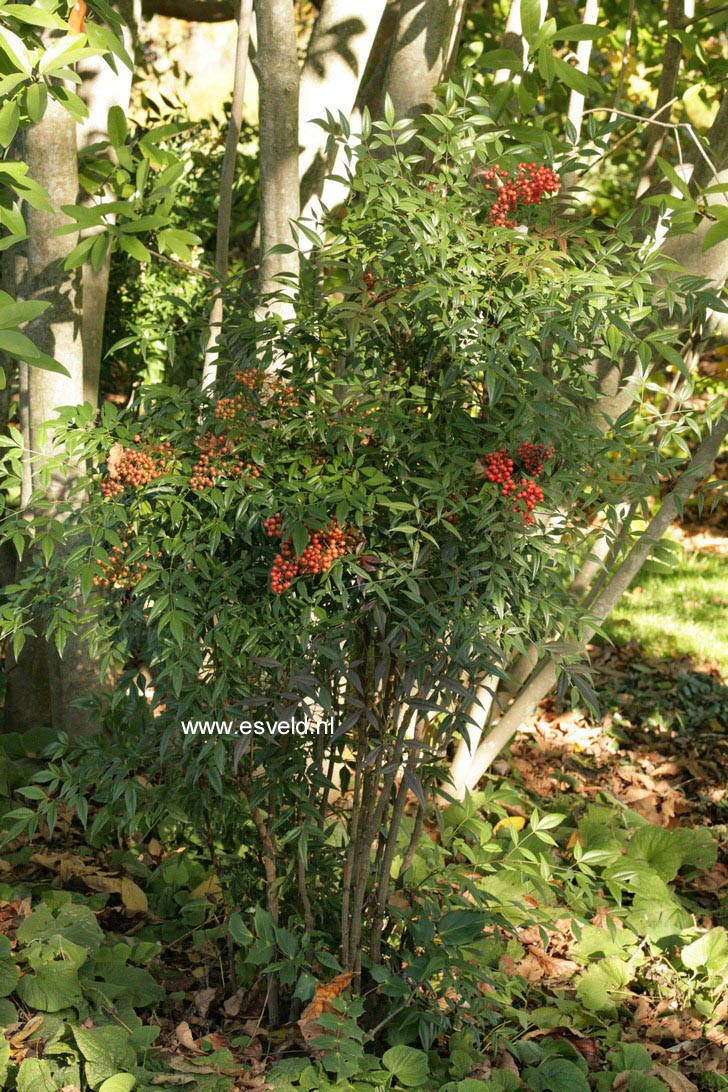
1;89;714;995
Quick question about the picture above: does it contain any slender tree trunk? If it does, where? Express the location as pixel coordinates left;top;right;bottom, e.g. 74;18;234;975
76;12;135;407
636;0;693;197
299;0;387;223
202;0;254;389
256;0;301;306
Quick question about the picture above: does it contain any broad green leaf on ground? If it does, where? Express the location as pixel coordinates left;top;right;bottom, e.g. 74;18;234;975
681;928;728;979
0;934;18;996
576;957;631;1013
74;1026;137;1090
17;963;84;1012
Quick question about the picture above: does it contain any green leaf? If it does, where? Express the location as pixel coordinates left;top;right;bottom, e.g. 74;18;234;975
17;1059;57;1092
382;1045;430;1088
25;81;48;123
576;957;631;1013
0;25;33;75
552;55;600;95
0;99;20;148
74;1026;137;1090
681;928;728;978
0;163;53;210
520;0;543;44
85;22;134;71
0;329;42;359
107;104;128;147
0;299;49;328
2;5;66;28
552;24;608;40
525;1058;590;1092
656;155;692;200
437;909;488;946
0;949;18;997
39;33;93;76
481;48;523;71
17;963;83;1011
118;235;151;262
99;1074;136;1092
49;84;89;123
607;1043;652;1072
702;219;728;251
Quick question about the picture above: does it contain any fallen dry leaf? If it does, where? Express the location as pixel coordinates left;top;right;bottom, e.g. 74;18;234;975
174;1022;200;1053
194;986;219;1020
298;972;357;1046
649;1066;698;1092
222;988;245;1017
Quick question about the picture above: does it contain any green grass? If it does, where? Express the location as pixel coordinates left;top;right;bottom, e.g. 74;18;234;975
605;544;728;676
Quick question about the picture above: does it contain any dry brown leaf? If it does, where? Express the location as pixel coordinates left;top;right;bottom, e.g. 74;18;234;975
67;0;86;34
8;1015;44;1047
151;1076;195;1086
174;1022;200;1053
649;1065;699;1092
298;972;356;1045
121;877;148;913
494;1048;520;1075
194;986;219;1019
106;442;124;478
516;945;580;981
222;989;245;1018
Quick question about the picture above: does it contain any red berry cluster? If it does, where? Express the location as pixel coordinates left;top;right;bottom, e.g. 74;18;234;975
483;162;561;226
512;479;544;527
189;433;261;491
517;441;554;476
101;439;173;498
265;515;357;595
483;449;517;496
94;543;161;591
482;442;554;525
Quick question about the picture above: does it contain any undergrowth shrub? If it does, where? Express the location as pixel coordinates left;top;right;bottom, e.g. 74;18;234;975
0;85;719;1039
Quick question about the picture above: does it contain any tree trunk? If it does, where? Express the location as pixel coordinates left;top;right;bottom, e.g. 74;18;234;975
202;0;254;388
256;0;301;306
298;0;387;222
4;99;97;736
76;15;135;406
379;0;462;121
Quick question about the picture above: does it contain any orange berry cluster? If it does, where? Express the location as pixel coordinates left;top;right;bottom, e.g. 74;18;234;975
483;443;554;526
214;369;298;425
483;162;561;226
101;439;173;498
265;514;355;595
93;544;160;591
189;433;261;491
